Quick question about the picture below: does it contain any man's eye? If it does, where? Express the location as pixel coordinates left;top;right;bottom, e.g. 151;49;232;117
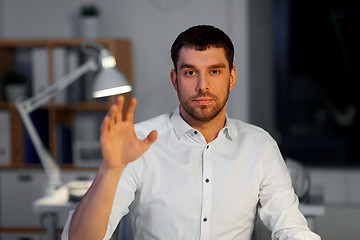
210;70;220;75
185;71;195;76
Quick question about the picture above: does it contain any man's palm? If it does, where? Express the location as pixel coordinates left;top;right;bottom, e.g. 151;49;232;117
100;96;157;169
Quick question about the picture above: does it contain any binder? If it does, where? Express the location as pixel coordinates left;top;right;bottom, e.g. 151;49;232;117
0;110;10;165
66;47;82;102
31;48;49;97
53;47;67;103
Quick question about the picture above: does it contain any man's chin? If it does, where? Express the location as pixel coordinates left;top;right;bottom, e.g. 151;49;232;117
190;108;219;122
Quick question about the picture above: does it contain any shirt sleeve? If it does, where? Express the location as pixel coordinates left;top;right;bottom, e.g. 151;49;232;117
258;140;321;240
60;160;141;240
61;209;74;240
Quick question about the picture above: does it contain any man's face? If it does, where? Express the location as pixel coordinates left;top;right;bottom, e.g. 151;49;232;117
171;47;236;123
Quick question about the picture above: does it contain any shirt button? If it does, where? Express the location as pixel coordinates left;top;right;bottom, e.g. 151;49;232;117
205;179;209;183
194;131;198;135
206;145;209;149
203;217;208;222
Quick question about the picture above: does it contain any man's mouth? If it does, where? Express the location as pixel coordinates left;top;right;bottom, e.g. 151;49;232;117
194;97;213;105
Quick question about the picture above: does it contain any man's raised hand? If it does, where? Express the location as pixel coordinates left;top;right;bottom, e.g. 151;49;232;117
100;96;158;170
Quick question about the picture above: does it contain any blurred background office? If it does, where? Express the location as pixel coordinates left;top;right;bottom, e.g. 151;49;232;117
0;0;359;239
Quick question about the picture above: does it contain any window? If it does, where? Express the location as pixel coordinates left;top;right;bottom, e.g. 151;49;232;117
275;0;360;165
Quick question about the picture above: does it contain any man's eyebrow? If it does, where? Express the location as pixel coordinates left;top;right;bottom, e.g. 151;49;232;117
179;63;195;70
178;63;227;70
209;63;227;69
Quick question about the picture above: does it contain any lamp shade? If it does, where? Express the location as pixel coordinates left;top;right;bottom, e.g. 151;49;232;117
92;49;132;98
92;67;132;98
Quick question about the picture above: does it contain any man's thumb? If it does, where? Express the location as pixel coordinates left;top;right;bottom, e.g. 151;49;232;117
144;130;158;146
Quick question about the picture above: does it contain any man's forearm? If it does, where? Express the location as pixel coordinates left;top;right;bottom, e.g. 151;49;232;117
67;96;157;240
68;161;126;240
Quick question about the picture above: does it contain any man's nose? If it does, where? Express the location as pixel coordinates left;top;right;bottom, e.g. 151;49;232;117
196;73;210;92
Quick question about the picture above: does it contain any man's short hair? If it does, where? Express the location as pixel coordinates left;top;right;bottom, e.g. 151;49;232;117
171;25;235;71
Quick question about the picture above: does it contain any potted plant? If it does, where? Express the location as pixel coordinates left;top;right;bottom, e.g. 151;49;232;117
81;5;99;16
1;70;27;102
80;4;100;38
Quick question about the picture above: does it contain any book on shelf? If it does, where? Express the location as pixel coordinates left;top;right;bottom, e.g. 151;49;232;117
66;47;82;103
0;110;10;165
55;124;72;165
31;48;49;98
53;47;67;104
14;48;32;98
72;112;105;167
23;110;49;165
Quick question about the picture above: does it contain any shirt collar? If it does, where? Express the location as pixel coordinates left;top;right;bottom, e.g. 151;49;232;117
170;106;193;139
223;116;233;141
170;106;233;141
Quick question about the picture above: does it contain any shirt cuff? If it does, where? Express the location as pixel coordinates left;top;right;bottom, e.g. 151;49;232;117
273;228;321;240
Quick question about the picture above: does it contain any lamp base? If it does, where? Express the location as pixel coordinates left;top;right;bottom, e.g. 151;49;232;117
67;180;92;202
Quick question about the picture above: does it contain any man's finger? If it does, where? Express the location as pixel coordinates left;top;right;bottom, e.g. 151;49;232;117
115;95;125;122
101;116;110;136
124;98;137;122
108;105;118;125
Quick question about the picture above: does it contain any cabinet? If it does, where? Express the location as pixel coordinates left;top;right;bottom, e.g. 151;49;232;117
0;39;133;168
0;169;96;238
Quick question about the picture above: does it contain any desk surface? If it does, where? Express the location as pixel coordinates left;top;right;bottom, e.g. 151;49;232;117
299;194;325;216
33;185;79;213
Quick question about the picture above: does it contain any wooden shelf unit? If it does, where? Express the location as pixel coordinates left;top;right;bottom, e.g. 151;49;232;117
0;38;134;168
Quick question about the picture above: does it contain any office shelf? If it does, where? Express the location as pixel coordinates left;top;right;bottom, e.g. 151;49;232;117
0;38;134;168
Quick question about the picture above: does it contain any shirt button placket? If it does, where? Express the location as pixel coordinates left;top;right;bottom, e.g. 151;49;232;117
200;144;212;240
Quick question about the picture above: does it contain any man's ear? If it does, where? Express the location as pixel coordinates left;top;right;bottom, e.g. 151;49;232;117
229;66;237;91
170;69;178;91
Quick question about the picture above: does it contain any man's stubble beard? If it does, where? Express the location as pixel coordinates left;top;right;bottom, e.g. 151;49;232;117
177;83;230;122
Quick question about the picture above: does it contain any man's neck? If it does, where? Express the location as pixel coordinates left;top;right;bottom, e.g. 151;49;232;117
180;108;227;143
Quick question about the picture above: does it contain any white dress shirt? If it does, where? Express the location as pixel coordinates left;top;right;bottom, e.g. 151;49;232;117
62;107;320;240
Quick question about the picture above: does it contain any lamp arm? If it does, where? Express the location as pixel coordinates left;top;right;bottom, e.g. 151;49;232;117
15;57;99;190
20;58;98;112
16;104;62;189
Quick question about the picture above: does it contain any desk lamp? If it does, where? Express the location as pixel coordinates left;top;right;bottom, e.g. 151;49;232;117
15;40;132;194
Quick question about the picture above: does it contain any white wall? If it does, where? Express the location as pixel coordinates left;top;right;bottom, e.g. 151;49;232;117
1;0;249;123
0;0;3;38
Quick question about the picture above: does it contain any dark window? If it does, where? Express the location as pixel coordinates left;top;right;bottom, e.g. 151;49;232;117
275;0;360;166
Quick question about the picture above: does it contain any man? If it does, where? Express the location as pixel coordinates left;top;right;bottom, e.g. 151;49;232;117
62;25;321;240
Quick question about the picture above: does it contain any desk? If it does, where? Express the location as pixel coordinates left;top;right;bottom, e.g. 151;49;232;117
299;194;325;231
33;184;81;240
254;193;325;239
34;186;325;240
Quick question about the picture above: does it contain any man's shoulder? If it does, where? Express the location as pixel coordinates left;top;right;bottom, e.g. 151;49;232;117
228;118;274;142
134;113;173;137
